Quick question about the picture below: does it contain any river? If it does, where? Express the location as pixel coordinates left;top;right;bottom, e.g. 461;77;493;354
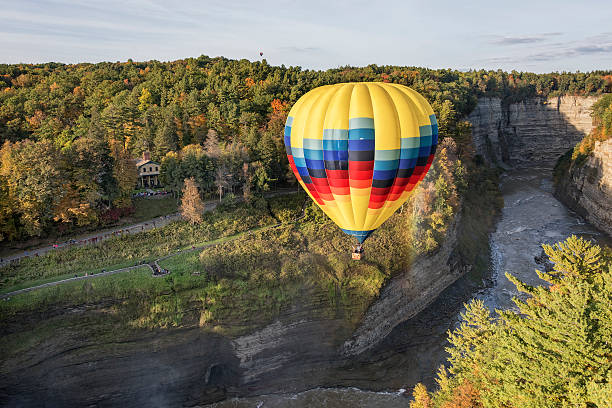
207;166;610;407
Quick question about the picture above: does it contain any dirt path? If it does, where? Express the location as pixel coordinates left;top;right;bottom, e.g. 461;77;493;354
0;189;299;267
1;194;305;300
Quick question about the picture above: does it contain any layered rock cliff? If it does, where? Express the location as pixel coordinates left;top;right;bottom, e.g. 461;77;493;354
341;215;469;356
554;139;612;236
1;211;480;407
469;96;598;167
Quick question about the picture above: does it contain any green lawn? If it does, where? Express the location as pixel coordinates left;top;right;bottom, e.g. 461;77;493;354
131;195;179;222
0;266;160;318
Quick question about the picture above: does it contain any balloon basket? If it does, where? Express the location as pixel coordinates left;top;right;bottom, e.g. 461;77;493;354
351;252;362;261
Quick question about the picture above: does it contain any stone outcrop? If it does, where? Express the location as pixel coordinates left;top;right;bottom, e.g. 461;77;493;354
468;96;598;167
554;139;612;235
341;215;469;356
0;212;476;407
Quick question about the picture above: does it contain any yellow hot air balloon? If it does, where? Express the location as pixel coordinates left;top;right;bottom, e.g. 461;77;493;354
284;82;438;246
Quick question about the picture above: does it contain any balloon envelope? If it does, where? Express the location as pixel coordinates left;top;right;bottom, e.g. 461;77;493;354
284;82;438;243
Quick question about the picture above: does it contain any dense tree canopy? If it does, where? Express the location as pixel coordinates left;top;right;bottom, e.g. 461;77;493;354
411;236;612;408
0;56;609;240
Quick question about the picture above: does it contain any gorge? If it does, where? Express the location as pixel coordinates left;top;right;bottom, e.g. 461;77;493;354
1;94;610;408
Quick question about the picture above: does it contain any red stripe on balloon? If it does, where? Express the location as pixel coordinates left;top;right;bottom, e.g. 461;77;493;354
349;161;374;171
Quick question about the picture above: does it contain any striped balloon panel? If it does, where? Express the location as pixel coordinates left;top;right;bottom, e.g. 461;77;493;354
285;82;438;243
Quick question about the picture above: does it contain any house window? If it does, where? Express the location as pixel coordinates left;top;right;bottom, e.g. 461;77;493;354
142;167;146;172
149;166;153;172
155;166;158;171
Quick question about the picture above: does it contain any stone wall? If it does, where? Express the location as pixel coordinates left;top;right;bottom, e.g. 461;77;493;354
555;139;612;235
468;96;598;167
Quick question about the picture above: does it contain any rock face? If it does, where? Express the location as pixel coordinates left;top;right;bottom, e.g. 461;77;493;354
341;215;469;356
554;139;612;235
0;215;475;407
469;96;598;166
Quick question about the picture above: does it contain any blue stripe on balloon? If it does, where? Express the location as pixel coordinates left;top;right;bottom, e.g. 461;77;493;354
341;228;374;243
419;135;432;147
296;166;310;177
304;159;325;169
419;146;431;157
349;117;374;129
323;150;349;161
304;148;324;160
348;139;375;151
399;158;418;169
372;169;397;180
373;159;399;171
293;156;306;168
349;128;375;140
322;139;348;151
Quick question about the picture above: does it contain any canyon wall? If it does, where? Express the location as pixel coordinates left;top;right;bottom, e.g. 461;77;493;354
554;139;612;236
468;96;598;167
340;215;469;356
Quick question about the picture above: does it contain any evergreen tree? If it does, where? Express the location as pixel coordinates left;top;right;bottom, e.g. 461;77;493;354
419;236;612;408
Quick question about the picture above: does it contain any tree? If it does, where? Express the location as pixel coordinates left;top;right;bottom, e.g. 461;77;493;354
419;236;612;408
214;164;231;201
180;178;204;224
0;140;63;236
204;129;221;159
110;141;137;208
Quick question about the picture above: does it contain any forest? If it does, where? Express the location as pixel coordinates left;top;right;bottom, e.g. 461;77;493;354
1;56;610;241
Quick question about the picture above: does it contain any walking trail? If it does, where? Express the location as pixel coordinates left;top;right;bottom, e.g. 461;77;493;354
1;191;304;300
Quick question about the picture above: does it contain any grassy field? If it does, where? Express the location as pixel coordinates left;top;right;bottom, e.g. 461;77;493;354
131;196;179;222
0;154;501;337
0;266;158;318
0;195;301;291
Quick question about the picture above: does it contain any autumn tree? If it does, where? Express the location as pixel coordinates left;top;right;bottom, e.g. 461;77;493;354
180;177;204;224
110;141;137;208
0;140;63;236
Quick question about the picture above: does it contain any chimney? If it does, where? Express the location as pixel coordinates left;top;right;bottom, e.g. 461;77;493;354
143;151;151;161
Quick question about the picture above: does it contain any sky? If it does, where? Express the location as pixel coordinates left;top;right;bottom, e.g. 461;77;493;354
1;0;611;73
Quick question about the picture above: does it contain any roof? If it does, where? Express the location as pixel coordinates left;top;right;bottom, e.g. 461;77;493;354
135;159;160;168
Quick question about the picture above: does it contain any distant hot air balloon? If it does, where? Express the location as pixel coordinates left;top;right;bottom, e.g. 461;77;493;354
260;52;263;57
284;82;438;247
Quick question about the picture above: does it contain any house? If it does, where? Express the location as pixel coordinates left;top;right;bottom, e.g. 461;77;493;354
135;151;161;188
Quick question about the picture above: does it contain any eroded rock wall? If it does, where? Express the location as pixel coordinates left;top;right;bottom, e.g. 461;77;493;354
555;139;612;235
341;215;469;356
469;96;598;167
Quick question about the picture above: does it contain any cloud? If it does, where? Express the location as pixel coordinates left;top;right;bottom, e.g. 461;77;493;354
279;46;321;53
527;43;612;62
490;32;562;45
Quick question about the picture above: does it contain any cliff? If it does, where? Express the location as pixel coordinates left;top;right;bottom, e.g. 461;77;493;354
469;96;598;167
341;215;469;356
554;139;612;236
0;209;483;406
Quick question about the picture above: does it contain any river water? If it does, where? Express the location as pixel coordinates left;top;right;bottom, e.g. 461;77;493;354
208;166;610;407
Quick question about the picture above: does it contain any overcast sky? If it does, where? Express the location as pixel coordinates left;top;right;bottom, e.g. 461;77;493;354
1;0;611;73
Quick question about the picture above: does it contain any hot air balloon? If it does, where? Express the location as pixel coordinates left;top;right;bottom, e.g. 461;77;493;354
260;52;264;57
284;82;438;253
